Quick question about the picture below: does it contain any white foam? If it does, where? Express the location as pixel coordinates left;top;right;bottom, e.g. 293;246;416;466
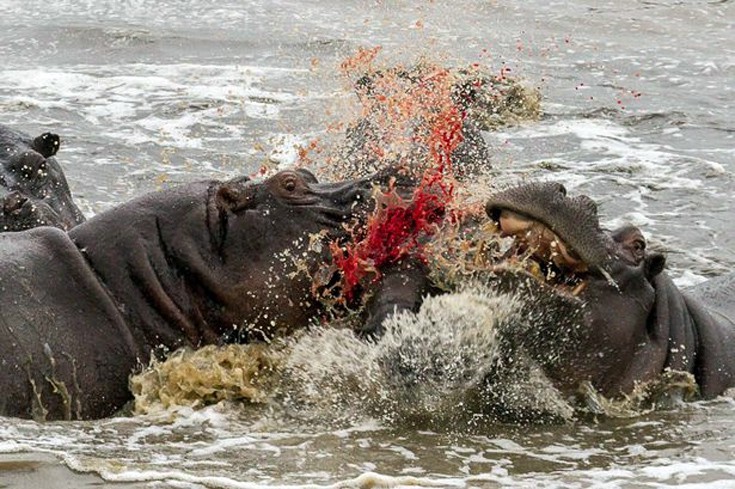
268;133;309;169
0;64;305;150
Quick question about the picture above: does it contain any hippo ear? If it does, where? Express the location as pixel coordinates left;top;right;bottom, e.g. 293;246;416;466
216;176;255;213
295;168;319;184
31;133;60;158
644;252;666;281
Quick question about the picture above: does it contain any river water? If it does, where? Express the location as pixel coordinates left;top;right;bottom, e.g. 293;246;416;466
1;0;734;487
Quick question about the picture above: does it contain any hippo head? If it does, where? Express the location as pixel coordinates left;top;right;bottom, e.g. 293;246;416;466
485;182;667;396
70;166;409;350
198;167;401;341
0;124;85;232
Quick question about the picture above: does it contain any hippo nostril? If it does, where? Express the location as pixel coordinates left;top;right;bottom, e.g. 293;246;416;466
578;195;597;210
554;183;567;196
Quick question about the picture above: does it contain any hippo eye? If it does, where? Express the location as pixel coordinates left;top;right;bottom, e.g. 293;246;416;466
632;238;646;253
627;237;647;263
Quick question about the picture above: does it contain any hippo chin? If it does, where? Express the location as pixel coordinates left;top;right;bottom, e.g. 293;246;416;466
484;182;735;399
0;124;85;232
0;168;403;420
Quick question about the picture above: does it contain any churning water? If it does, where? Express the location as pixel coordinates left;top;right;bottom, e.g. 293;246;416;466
1;0;734;487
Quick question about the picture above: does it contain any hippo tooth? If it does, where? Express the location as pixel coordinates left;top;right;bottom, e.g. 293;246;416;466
498;209;534;235
571;282;587;296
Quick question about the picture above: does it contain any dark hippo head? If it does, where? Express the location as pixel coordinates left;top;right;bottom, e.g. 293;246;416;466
70;167;403;348
0;124;85;232
208;167;412;340
485;182;668;396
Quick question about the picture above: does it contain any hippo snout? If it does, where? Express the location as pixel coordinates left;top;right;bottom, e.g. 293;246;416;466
486;182;610;271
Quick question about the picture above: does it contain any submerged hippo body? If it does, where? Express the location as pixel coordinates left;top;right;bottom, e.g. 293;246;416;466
0;124;85;232
0;169;398;420
485;183;735;399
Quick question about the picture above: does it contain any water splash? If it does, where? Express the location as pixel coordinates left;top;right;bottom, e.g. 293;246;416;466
321;51;541;182
130;343;286;415
131;275;698;428
283;283;575;428
576;370;698;419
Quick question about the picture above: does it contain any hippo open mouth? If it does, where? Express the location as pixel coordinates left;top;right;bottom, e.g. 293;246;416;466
485;182;613;297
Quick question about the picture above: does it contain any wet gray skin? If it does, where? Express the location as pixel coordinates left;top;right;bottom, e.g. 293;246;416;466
485;182;735;399
0;124;85;232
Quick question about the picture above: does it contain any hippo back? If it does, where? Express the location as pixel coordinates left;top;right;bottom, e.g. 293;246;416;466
0;227;141;420
680;273;735;397
685;273;735;329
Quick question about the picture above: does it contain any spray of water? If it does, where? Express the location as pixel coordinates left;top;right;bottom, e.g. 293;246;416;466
131;279;697;426
280;282;576;428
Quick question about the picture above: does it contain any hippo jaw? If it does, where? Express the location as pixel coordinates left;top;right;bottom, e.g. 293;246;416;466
485;182;673;396
485;182;665;295
484;183;605;298
486;182;612;270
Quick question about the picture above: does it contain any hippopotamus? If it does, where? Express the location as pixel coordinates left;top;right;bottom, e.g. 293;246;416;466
0;168;416;420
358;181;735;402
0;124;85;232
483;182;735;399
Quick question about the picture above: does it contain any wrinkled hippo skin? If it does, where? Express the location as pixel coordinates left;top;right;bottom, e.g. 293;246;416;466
0;169;409;420
484;182;735;399
0;124;85;232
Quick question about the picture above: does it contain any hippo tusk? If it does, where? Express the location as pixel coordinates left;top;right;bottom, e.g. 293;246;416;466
499;212;588;273
552;236;588;273
497;209;535;235
571;282;587;296
597;265;619;290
